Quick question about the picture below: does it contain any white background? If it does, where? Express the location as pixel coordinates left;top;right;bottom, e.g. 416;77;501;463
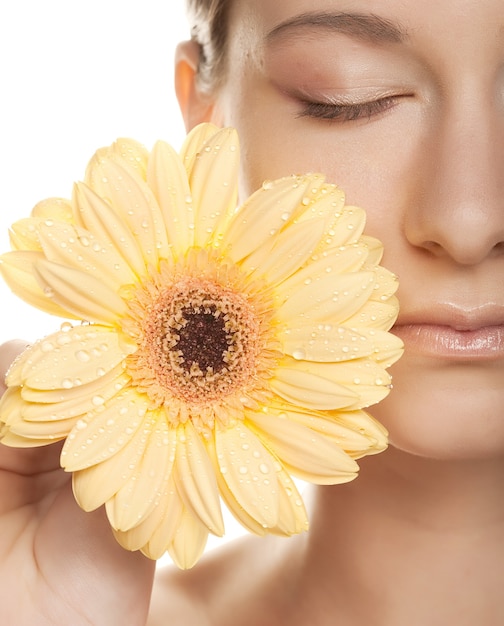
0;1;249;558
0;0;189;342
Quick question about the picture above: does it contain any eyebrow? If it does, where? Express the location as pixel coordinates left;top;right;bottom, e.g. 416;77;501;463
266;11;407;45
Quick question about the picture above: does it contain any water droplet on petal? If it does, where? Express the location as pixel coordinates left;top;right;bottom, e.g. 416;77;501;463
75;350;90;363
292;349;306;360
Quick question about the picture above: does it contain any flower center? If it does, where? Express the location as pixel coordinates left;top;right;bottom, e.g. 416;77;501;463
157;281;258;404
174;305;231;374
126;274;265;412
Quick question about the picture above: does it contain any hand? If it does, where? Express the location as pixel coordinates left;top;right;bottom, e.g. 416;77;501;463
0;340;155;625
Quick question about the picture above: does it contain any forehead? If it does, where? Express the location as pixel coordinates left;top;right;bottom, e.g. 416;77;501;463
227;0;504;46
221;0;504;86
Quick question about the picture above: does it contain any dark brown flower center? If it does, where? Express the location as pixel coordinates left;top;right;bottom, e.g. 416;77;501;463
174;306;231;373
126;276;264;408
122;254;280;432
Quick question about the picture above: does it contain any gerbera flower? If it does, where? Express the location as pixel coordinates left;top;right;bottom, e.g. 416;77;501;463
0;123;402;568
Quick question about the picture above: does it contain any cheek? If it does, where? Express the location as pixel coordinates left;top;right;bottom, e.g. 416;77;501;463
231;118;412;284
223;95;423;254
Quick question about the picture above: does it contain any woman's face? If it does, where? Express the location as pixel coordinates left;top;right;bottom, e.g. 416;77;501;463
204;0;504;460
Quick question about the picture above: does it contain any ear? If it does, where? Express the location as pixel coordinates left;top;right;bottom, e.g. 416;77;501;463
175;40;220;131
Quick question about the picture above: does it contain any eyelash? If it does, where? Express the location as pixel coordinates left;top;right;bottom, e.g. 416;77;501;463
297;96;399;122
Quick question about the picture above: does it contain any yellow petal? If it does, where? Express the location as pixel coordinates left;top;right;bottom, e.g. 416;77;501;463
0;251;79;318
322;205;367;248
291;359;393;411
275;403;382;455
73;414;174;517
205;432;270;536
179;122;221;176
274;465;309;535
187;127;239;247
31;197;74;221
174;421;224;536
0;387;23;427
248;412;358;484
0;429;59;448
214;422;279;528
222;176;321;264
73;182;146;278
33;259;127;324
106;137;150;181
293;181;346;224
280;324;402;367
4;346;34;387
251;216;327;286
37;221;137;291
73;442;141;512
361;235;385;267
354;328;404;366
166;507;209;569
343;298;400;331
139;478;185;558
106;414;177;531
0;387;75;447
147;140;194;254
280;324;376;363
21;370;130;420
9;218;45;251
278;244;369;301
61;388;149;471
10;196;75;251
1;387;74;442
211;424;309;537
85;157;169;265
7;414;77;440
327;409;388;455
19;325;130;391
278;270;376;326
272;364;358;410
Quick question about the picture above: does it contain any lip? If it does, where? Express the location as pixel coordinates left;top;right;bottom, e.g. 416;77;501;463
393;305;504;360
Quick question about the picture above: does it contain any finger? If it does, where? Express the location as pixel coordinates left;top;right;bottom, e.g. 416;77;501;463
37;484;156;623
0;339;30;395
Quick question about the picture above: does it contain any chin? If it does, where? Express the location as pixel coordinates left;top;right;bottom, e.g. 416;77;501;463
369;357;504;462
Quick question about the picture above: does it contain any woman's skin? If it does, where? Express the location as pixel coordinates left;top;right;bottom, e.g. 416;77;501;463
2;0;504;624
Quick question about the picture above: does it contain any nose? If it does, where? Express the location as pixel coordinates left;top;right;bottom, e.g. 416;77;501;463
404;92;504;265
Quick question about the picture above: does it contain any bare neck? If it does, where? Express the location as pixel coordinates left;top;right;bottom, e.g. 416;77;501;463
287;448;504;625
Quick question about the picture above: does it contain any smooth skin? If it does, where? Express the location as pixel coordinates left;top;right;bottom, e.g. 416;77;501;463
2;0;504;624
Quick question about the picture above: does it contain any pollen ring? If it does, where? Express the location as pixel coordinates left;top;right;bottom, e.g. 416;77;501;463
126;275;263;412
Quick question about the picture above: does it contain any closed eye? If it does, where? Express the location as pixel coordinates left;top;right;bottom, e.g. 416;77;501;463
296;95;401;122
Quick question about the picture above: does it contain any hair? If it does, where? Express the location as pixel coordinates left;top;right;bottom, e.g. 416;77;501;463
185;0;231;92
